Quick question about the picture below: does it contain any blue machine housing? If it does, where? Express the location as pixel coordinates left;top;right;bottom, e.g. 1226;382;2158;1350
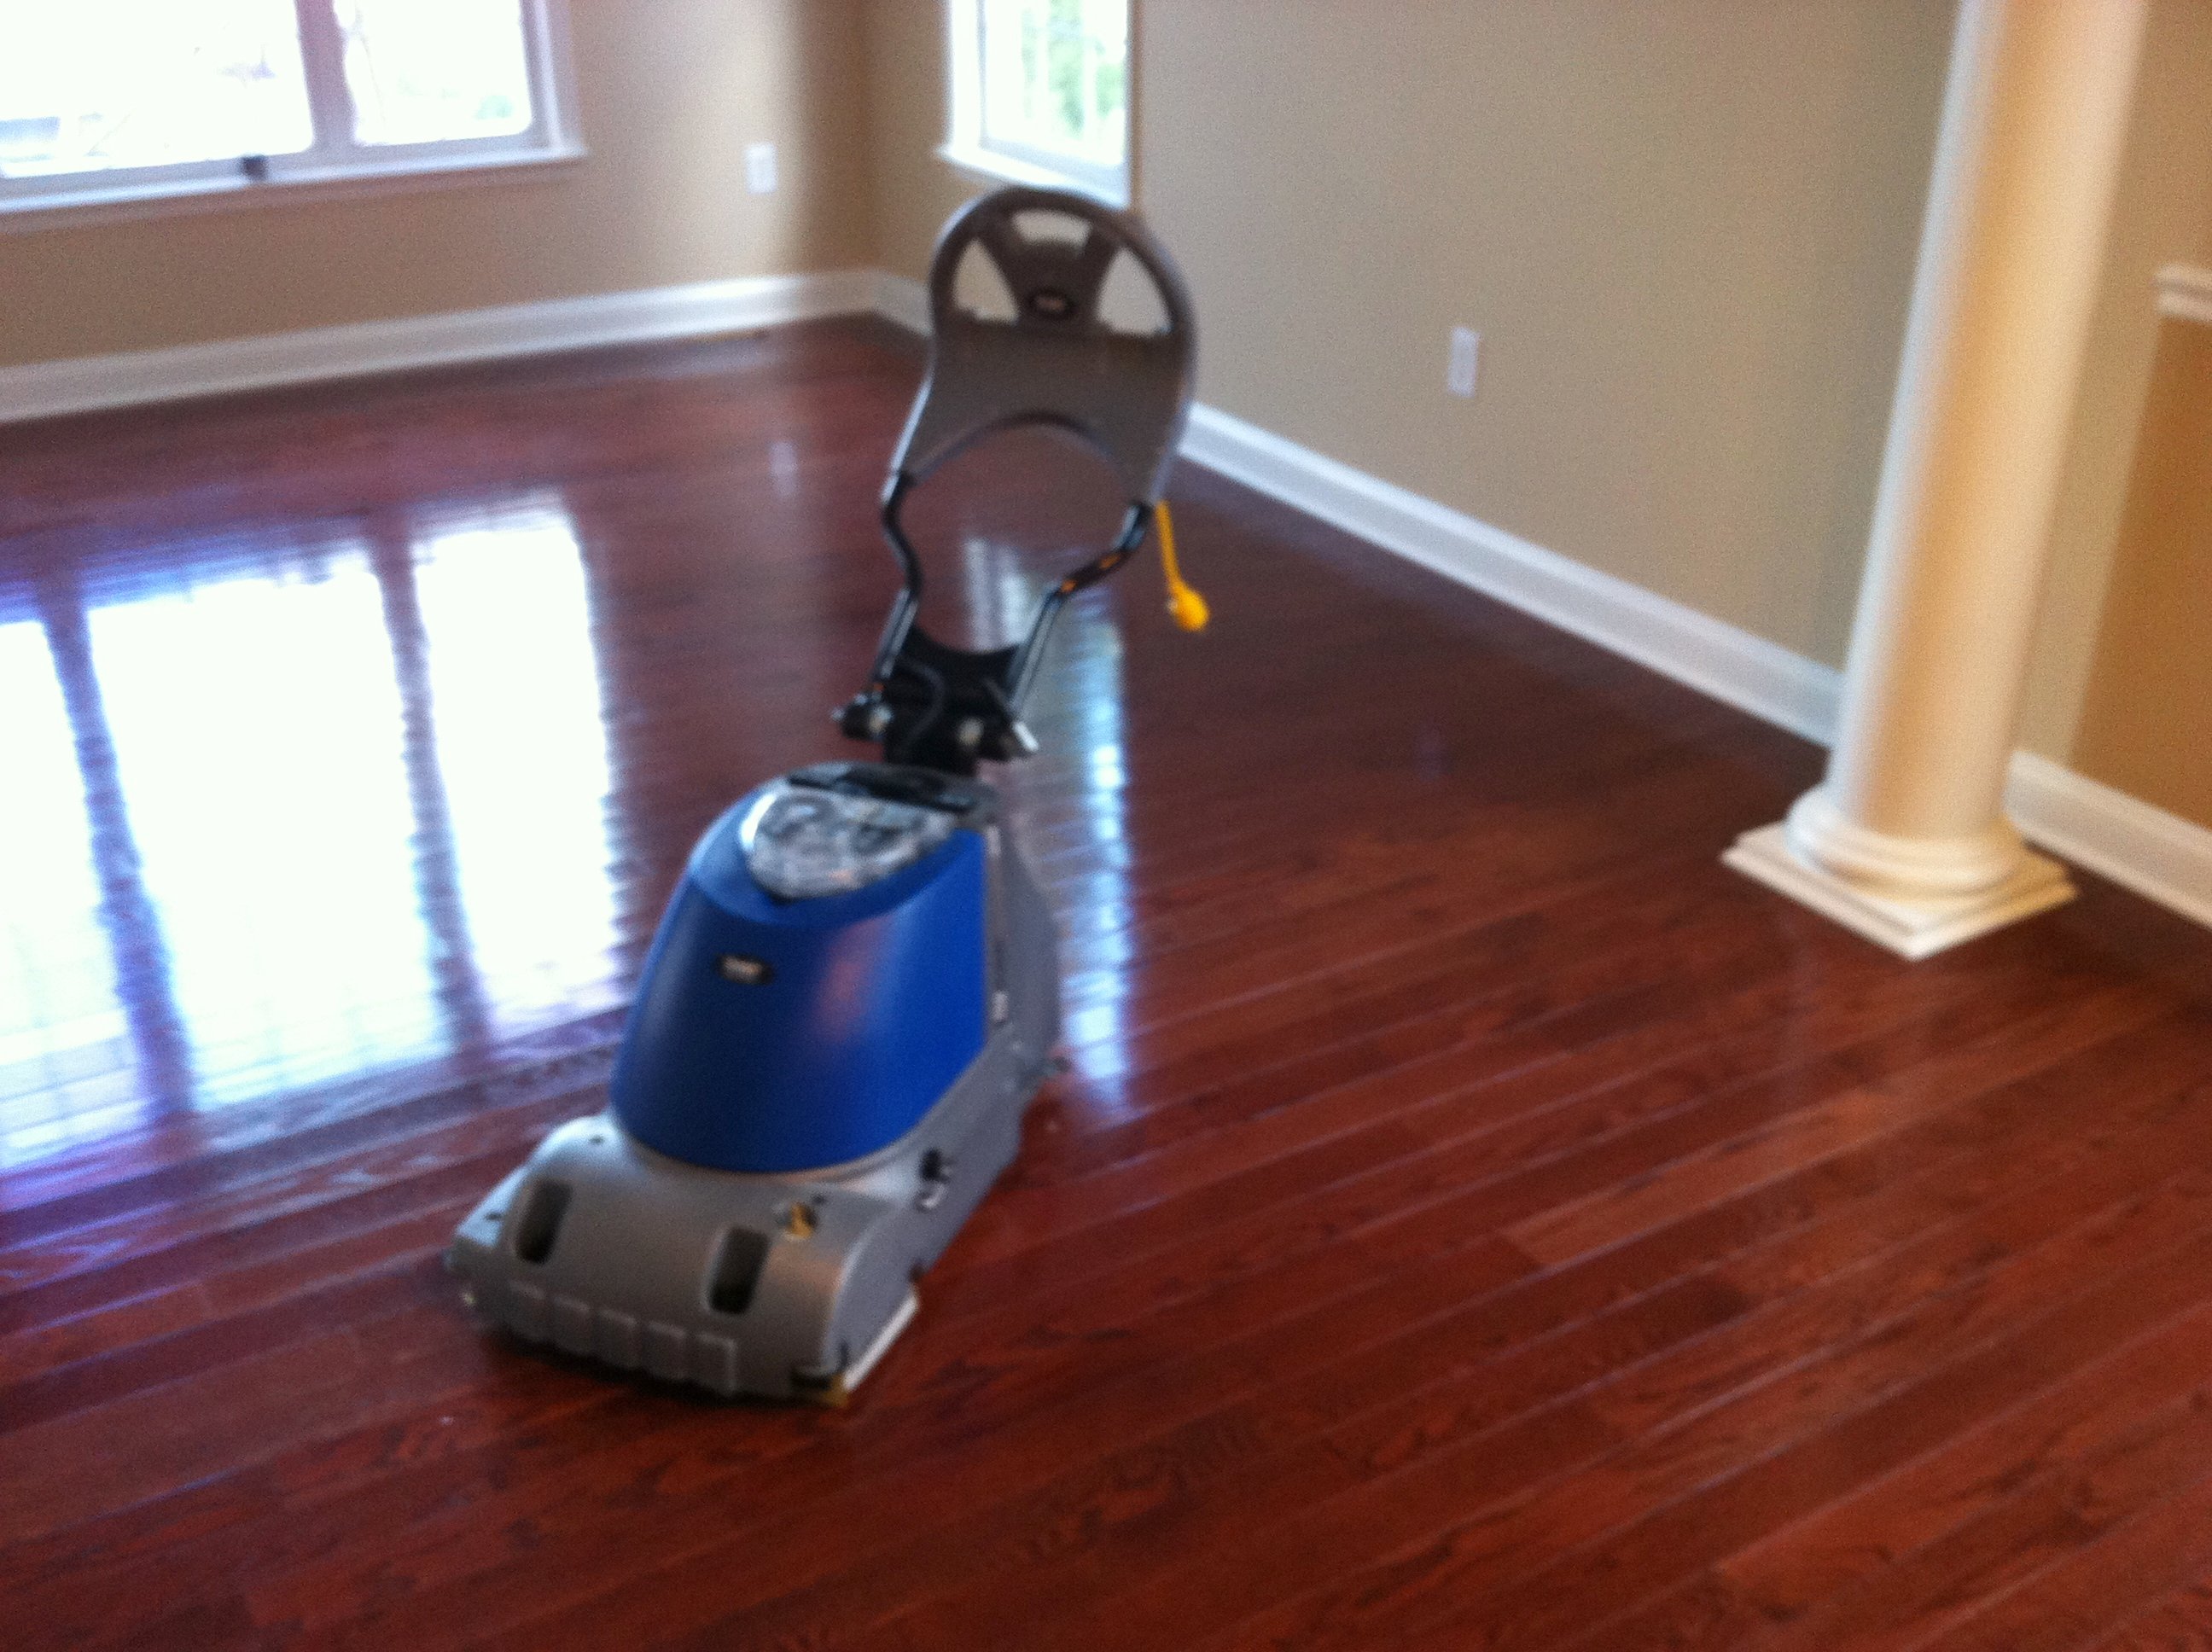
610;789;990;1174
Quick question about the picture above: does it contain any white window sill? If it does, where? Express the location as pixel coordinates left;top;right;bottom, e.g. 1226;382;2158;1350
0;144;588;236
935;142;1128;209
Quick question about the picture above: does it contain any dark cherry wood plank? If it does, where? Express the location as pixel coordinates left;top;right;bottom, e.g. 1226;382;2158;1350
2088;1575;2212;1651
4;317;2211;1651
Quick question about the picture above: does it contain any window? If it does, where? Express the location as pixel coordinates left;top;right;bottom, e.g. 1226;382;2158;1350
0;0;578;224
944;0;1129;206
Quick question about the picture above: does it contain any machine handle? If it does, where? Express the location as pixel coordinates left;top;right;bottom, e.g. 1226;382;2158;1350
843;188;1199;774
891;186;1196;507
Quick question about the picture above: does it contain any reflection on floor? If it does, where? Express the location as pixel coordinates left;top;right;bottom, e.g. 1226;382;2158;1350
7;319;2212;1652
0;321;1155;1173
1;494;614;1162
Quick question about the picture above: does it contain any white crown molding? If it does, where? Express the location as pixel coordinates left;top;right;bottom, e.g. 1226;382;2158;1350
2156;263;2212;327
0;269;882;423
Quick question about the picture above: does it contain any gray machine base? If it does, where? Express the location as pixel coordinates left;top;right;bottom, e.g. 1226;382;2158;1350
446;817;1060;1403
448;1032;1041;1401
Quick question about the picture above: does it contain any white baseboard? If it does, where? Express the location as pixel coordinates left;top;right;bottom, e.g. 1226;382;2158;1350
2005;753;2212;931
876;270;1843;742
0;269;882;423
873;270;2209;935
9;266;2203;936
874;271;933;338
1173;395;2212;934
1177;404;1845;746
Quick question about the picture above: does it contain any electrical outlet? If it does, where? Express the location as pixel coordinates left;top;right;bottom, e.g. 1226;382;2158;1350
746;142;777;195
1447;326;1480;398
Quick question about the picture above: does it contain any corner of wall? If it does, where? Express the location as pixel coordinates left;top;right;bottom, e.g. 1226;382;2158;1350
2017;0;2212;765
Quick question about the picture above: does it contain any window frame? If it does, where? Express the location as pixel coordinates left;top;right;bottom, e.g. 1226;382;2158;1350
940;0;1132;207
0;0;583;232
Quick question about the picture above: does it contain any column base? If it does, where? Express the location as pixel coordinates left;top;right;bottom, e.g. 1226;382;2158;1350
1723;822;2075;960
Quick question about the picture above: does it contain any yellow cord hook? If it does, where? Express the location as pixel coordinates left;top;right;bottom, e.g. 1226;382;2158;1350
1154;502;1209;631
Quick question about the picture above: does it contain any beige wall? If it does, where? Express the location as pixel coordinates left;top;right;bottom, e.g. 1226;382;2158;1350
870;0;1956;669
2071;317;2212;828
2017;0;2212;760
862;0;977;290
10;0;2206;824
870;0;2210;822
0;0;875;369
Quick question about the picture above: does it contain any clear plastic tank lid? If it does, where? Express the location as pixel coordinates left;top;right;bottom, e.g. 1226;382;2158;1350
740;781;958;900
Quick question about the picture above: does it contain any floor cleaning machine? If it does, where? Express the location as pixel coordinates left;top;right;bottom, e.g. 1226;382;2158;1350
447;187;1197;1402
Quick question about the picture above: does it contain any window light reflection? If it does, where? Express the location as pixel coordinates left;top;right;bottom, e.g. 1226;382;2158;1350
0;617;131;1162
953;529;1135;1105
86;547;442;1107
413;499;618;1036
1042;636;1136;1103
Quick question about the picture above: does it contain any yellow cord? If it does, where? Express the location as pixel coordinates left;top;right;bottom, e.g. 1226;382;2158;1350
1155;502;1210;631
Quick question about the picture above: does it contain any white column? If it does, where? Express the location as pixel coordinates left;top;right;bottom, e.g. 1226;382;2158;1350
1726;0;2148;960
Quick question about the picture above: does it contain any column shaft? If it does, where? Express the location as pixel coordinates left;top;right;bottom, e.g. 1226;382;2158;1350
1728;0;2147;957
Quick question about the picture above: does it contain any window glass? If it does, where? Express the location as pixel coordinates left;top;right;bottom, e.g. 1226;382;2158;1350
0;0;311;177
978;0;1126;174
337;0;535;147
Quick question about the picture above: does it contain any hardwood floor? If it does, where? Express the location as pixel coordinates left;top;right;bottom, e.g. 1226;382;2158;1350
4;317;2211;1650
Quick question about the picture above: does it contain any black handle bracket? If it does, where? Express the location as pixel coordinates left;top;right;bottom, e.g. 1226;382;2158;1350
836;476;1151;776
